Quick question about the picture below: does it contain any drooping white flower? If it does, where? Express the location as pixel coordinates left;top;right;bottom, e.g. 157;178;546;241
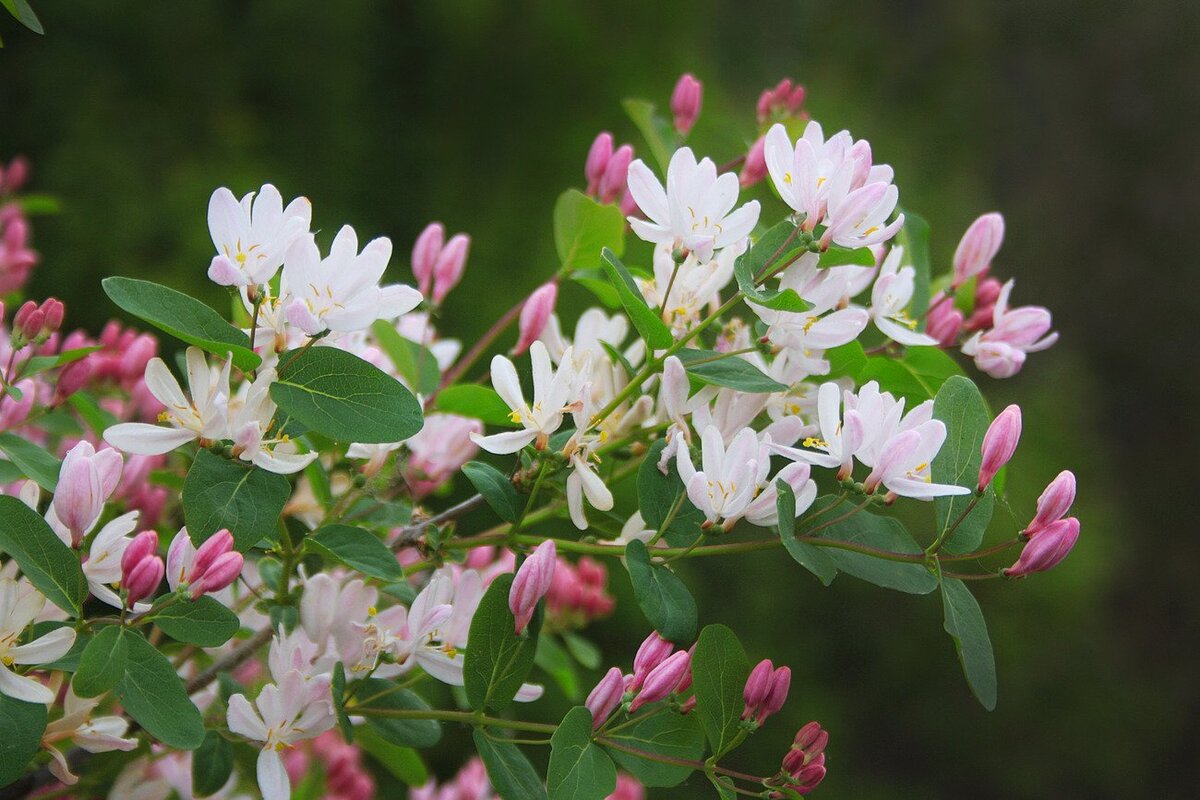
226;669;335;800
751;260;870;366
472;340;581;454
562;392;616;531
743;461;818;528
639;239;744;335
626;147;760;262
75;511;141;611
103;347;231;456
207;184;312;287
823;179;905;250
862;422;972;500
0;578;76;703
960;279;1058;379
771;382;865;479
677;426;760;531
228;368;318;474
869;246;938;346
284;226;422;336
42;685;138;784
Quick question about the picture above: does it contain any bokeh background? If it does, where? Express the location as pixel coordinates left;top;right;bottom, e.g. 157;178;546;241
3;1;1197;797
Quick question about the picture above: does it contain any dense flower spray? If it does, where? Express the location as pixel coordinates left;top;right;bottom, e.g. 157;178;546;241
0;70;1079;800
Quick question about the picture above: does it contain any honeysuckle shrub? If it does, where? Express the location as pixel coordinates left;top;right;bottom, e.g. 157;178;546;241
0;73;1079;800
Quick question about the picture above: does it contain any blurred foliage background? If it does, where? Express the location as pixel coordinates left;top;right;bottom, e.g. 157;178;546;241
2;0;1197;796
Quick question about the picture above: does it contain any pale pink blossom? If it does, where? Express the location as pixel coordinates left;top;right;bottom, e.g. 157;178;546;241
206;184;311;287
670;73;703;135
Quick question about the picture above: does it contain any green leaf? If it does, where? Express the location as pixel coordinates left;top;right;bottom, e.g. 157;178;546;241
600;249;674;350
624;539;697;644
603;710;705;787
73;625;128;698
117;630;205;749
102;277;260;371
463;573;542;711
182;449;291;551
308;524;402;581
0;432;61;491
547;706;617;800
623;98;680;173
16;193;60;215
675;348;787;394
462;461;522;523
23;346;102;376
776;482;837;585
150;596;241;647
897;211;932;324
931;376;995;554
474;729;549;800
535;634;579;700
800;496;937;594
859;346;964;406
733;220;812;311
68;391;120;436
0;0;42;34
691;624;749;757
192;730;235;796
271;346;423;444
354;678;442;748
570;269;621;308
554;189;626;272
331;661;353;741
372;320;441;396
941;578;998;710
355;726;428;785
825;341;867;381
0;694;47;789
0;496;86;615
434;384;518;427
562;632;602;670
816;244;878;268
636;440;705;547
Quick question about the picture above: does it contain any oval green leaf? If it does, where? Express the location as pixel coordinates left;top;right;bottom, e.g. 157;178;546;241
308;524;403;581
624;539;697;644
150;595;241;647
182;449;292;552
548;706;617;800
463;573;542;711
117;630;205;749
73;624;128;698
0;495;86;615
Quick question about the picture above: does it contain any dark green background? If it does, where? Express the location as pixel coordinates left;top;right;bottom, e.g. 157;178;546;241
2;1;1195;797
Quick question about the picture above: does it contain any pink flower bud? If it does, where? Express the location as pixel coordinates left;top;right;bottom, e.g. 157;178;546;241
191;551;244;597
1024;470;1076;537
191;529;234;577
12;300;39;344
1;156;29;193
759;666;791;724
120;334;157;381
740;135;767;188
785;84;807;114
629;649;691;712
412;222;445;297
975;276;1003;307
123;556;164;606
978;404;1022;491
53;441;123;545
431;233;469;305
742;659;773;719
585;132;614;196
121;530;159;576
630;632;674;691
1005;517;1080;577
926;294;964;346
953;212;1005;286
514;282;557;355
40;298;64;336
599;144;634;205
757;78;793;122
509;540;556;634
670;73;703;136
0;379;34;430
586;666;625;728
608;773;646;800
619;189;639;218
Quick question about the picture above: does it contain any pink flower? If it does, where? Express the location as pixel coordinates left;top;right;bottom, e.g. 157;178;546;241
599;144;634;205
515;281;558;355
585;132;615;196
1024;470;1076;537
586;667;626;728
743;659;791;725
978;404;1022;491
606;773;646;800
629;649;691;712
509;540;556;634
961;280;1057;379
432;233;470;304
411;222;445;297
51;441;124;546
1005;517;1080;577
670;73;703;135
166;528;244;598
630;631;675;692
120;530;163;606
953;212;1005;286
740;134;768;188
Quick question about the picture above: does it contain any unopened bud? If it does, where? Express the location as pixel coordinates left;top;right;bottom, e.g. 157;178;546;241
670;73;703;136
1024;470;1076;537
742;659;773;719
630;631;674;692
758;665;791;724
191;529;235;578
191;551;244;597
978;405;1022;491
585;132;614;196
952;212;1005;286
599;145;634;205
629;649;691;712
585;666;625;729
431;233;470;305
926;294;964;346
121;530;163;606
39;298;64;337
740;135;768;188
514;282;557;355
509;540;556;634
1005;517;1080;577
412;222;445;297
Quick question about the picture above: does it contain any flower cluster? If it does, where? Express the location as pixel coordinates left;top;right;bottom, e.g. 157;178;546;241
0;69;1082;800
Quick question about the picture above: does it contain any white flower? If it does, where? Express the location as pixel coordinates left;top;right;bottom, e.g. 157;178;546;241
626;147;760;262
472;340;581;454
103;347;231;456
764;121;856;224
869;246;938;346
677;426;761;531
284;226;422;336
0;578;76;703
540;308;630;369
43;686;138;784
771;382;865;479
862;423;972;500
562;394;616;531
207;184;312;287
744;461;817;528
960;279;1058;379
639;240;743;335
228;368;318;474
227;669;335;800
823;179;904;250
77;511;142;611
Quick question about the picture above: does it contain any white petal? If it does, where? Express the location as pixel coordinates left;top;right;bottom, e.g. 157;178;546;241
226;694;268;741
470;430;537;455
257;747;291;800
103;424;197;456
0;664;54;703
11;626;76;664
